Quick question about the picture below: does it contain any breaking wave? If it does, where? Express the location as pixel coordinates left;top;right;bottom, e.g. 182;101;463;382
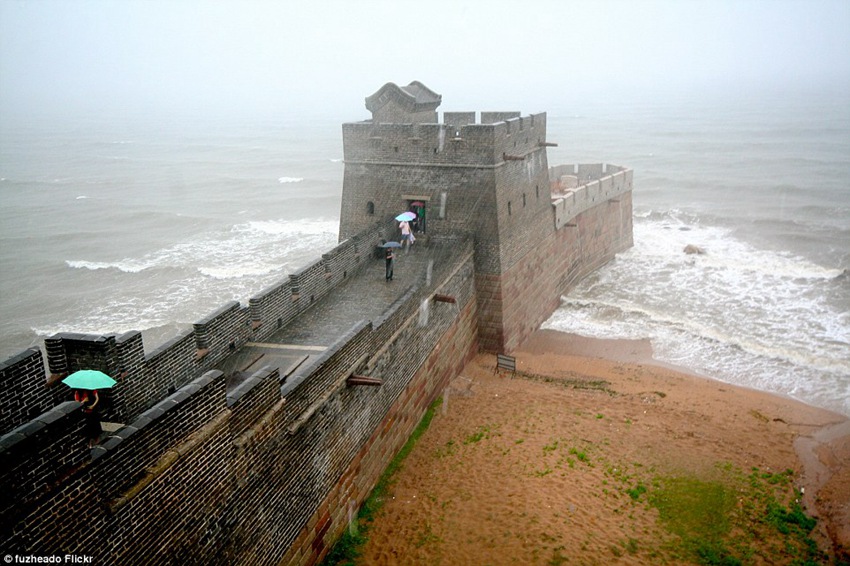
545;213;850;416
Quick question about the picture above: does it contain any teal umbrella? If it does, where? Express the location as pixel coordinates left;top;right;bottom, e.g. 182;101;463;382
62;370;116;390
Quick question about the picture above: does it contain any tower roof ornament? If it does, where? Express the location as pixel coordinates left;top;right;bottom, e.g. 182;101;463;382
365;81;442;114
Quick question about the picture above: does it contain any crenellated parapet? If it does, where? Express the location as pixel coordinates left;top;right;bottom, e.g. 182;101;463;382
0;364;277;560
550;164;634;230
248;222;384;342
0;348;55;433
342;112;547;168
0;232;479;564
0;222;390;435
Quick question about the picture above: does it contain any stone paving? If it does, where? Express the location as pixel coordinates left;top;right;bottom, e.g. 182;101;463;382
218;241;450;390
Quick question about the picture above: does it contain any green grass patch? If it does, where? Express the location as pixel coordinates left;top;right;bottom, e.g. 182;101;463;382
414;522;442;548
568;447;590;463
650;475;737;561
547;547;568;566
321;529;366;566
626;483;647;501
463;424;492;444
435;439;456;458
645;465;825;565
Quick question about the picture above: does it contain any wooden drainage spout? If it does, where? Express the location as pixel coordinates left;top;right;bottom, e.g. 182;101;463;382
538;142;558;147
433;294;456;304
347;375;383;387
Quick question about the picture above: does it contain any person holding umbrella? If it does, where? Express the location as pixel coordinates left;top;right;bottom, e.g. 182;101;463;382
385;246;395;281
62;369;116;448
399;220;411;251
381;241;402;281
75;389;101;447
396;211;416;252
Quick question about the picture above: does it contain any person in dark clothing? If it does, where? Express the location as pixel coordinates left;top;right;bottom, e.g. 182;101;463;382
74;389;102;447
385;247;395;281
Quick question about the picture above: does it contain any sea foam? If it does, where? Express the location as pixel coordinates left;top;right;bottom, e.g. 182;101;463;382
66;259;151;273
545;212;850;415
198;263;282;280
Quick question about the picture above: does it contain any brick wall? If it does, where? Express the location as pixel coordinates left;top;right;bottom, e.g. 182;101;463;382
0;88;634;564
495;189;634;353
443;111;476;126
0;223;388;433
193;301;251;363
0;181;631;565
338;113;548;252
279;248;479;565
250;223;384;343
338;110;565;356
0;348;52;432
0;237;479;566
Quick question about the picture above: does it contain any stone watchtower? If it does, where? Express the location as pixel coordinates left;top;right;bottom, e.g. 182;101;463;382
339;81;556;352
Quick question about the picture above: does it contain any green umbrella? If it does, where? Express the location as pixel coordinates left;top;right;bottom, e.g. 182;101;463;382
62;369;116;390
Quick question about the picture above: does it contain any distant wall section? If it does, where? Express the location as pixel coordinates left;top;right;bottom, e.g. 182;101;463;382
477;164;633;353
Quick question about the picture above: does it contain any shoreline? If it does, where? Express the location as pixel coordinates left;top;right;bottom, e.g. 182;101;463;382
521;329;850;556
355;328;850;564
535;329;848;419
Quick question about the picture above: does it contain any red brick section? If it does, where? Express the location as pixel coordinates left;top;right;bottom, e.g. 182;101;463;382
474;273;505;353
484;192;634;354
281;299;479;566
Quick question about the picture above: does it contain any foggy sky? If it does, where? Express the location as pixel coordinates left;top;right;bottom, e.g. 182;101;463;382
1;0;849;122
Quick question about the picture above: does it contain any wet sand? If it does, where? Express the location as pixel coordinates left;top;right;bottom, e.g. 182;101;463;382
356;330;850;564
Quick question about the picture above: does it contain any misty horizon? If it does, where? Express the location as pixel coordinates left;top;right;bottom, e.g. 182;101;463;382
1;0;849;125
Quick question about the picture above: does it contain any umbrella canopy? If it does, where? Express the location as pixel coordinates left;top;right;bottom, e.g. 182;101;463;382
62;369;117;390
380;241;403;248
395;212;416;221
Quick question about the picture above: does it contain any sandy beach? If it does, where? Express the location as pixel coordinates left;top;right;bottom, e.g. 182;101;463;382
354;330;850;565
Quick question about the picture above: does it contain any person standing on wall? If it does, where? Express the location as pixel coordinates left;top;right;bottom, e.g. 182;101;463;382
400;220;412;252
74;389;102;447
385;247;395;281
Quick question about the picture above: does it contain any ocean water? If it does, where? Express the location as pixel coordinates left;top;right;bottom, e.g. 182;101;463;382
1;90;848;416
0;114;345;359
544;90;850;416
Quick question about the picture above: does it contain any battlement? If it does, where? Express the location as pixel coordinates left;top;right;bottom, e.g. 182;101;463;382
0;223;387;437
342;111;547;167
550;164;634;230
1;231;480;563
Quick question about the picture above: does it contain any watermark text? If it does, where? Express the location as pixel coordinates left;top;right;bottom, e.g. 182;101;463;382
4;556;93;564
